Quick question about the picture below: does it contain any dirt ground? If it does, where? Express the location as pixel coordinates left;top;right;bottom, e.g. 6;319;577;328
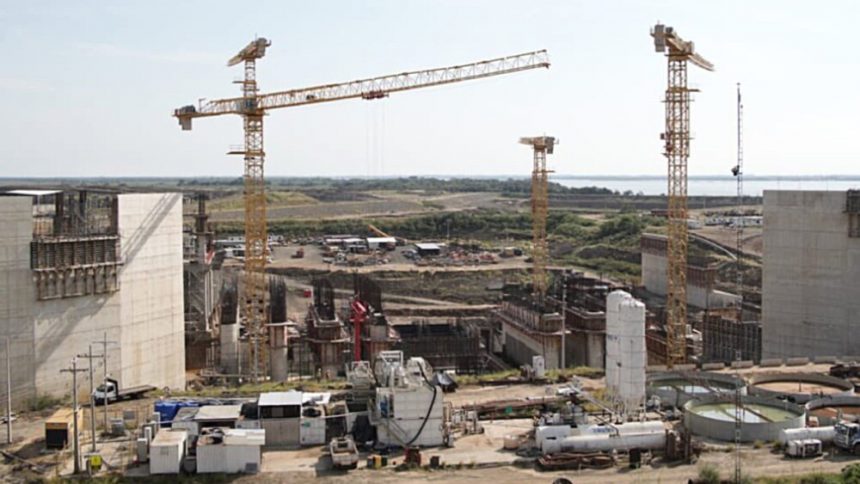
211;191;507;222
237;442;860;484
692;225;763;257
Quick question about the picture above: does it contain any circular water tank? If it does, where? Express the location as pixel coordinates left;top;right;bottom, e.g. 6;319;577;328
748;373;854;404
647;371;746;408
683;395;805;442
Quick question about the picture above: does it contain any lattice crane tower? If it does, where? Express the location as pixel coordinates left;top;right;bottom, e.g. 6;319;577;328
175;39;550;379
651;24;714;368
520;136;556;300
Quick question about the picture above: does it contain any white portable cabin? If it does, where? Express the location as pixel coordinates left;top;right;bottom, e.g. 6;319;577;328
197;428;266;474
149;429;188;475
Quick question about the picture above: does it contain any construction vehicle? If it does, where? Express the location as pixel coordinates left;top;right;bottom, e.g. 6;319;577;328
45;407;82;450
650;24;714;369
329;436;360;469
834;421;860;455
92;378;155;405
784;439;823;458
292;247;305;259
174;40;549;380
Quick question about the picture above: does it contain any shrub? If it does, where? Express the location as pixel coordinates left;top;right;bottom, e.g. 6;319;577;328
698;463;720;484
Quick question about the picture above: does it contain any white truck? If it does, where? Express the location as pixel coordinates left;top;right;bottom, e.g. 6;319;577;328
93;378;155;405
835;422;860;455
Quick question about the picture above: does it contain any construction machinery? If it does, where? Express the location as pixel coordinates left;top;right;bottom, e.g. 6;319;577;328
174;40;550;380
651;24;714;368
520;136;556;300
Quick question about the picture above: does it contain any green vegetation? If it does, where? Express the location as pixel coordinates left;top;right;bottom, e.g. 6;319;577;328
28;394;64;412
546;366;605;380
698;463;721;484
208;190;317;210
182;175;616;196
171;379;348;398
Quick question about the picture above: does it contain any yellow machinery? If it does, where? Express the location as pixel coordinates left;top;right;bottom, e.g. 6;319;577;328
520;136;556;300
45;407;81;450
175;41;549;379
651;24;714;367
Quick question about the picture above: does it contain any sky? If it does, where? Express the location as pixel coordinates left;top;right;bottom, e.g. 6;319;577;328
1;0;858;178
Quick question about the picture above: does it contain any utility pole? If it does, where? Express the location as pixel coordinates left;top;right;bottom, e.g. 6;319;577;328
60;358;88;474
5;336;12;445
560;274;567;370
92;333;118;434
77;345;102;452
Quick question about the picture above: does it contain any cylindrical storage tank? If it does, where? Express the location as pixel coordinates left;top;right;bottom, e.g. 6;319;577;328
748;373;854;404
575;421;666;436
605;291;646;414
647;371;746;409
805;396;860;426
779;426;836;444
543;431;666;454
683;395;806;442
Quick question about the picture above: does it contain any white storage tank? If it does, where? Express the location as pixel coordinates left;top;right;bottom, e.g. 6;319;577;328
532;355;546;379
543;431;666;454
149;430;188;475
779;426;836;445
605;290;646;415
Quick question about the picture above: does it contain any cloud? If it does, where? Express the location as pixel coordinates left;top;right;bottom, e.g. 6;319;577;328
75;41;221;65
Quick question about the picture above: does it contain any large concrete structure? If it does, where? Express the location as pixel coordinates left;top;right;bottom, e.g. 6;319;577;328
495;299;563;370
0;192;185;407
640;234;739;309
762;190;860;359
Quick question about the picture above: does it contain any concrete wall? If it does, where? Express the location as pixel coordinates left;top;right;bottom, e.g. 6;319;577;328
0;194;185;408
501;321;561;370
762;191;860;358
641;252;740;309
117;194;185;392
0;197;38;406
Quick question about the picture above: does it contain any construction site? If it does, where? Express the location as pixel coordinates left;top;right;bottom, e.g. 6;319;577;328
1;10;860;484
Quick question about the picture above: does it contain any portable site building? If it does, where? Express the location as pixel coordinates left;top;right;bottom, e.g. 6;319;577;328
149;430;188;475
197;428;265;474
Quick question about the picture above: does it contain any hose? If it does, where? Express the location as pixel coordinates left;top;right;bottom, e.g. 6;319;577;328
403;364;438;447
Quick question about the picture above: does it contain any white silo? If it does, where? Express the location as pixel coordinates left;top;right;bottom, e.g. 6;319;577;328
605;290;647;416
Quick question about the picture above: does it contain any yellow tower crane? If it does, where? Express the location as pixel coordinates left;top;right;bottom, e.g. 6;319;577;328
520;136;556;300
174;39;550;380
651;24;714;368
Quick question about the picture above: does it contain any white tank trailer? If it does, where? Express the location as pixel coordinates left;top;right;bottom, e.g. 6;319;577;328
605;291;647;415
779;426;837;445
539;421;666;453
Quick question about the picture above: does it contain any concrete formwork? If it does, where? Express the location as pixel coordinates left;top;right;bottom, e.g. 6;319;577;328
0;193;186;407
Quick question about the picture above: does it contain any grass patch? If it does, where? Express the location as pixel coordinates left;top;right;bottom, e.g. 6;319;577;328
28;394;64;412
209;190;317;211
169;379;348;398
698;463;720;484
547;366;605;380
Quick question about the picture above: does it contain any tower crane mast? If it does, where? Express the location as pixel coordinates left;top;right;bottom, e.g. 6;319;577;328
520;136;556;300
651;24;713;368
175;41;550;380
